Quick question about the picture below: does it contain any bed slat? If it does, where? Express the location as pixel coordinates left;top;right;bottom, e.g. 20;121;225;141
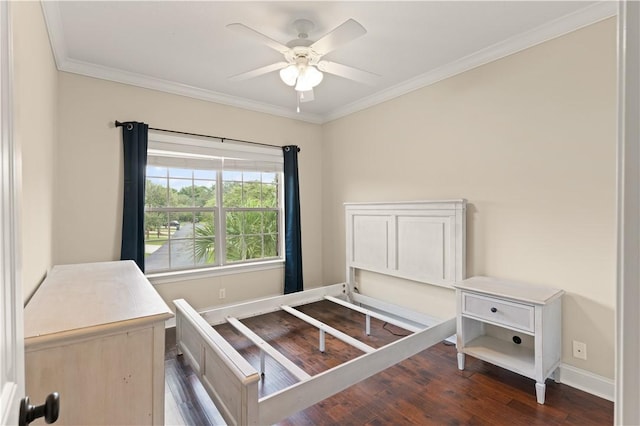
281;305;375;354
352;292;442;326
226;316;311;382
324;295;424;333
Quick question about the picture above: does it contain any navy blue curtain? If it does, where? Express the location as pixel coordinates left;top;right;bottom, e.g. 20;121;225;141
282;145;303;294
120;121;148;271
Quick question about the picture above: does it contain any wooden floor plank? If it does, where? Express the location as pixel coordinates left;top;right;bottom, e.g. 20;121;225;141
165;300;613;425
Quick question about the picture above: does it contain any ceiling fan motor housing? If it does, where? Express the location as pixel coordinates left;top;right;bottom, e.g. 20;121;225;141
285;46;320;66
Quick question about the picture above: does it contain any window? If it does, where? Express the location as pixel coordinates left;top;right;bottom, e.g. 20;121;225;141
144;131;283;274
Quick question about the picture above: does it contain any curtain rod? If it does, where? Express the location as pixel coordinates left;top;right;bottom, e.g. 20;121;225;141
114;120;296;151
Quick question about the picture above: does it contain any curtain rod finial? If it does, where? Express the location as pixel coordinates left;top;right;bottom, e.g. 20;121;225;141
282;145;301;153
115;120;135;130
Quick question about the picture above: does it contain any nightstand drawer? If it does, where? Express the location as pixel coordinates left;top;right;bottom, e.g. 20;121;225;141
462;292;534;332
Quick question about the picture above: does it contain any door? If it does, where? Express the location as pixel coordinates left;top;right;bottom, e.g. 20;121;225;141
0;1;25;424
616;1;640;424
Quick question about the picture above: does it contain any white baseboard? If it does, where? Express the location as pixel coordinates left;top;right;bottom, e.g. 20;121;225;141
557;363;614;401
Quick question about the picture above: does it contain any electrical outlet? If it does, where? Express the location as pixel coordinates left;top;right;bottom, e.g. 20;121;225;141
219;288;226;299
573;340;587;360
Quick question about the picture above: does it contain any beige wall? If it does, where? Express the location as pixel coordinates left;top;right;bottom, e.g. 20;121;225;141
23;9;616;379
322;18;617;379
55;73;324;310
12;2;57;302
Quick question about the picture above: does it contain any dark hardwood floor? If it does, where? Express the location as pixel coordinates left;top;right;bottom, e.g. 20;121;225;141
164;300;613;425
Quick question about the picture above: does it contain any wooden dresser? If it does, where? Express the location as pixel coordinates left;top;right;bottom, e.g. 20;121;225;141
24;261;173;425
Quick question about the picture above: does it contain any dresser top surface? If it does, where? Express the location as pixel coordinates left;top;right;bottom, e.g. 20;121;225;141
24;261;173;341
453;276;564;305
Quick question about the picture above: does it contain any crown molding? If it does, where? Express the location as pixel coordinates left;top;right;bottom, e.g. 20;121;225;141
40;1;67;66
41;1;616;125
323;1;617;123
59;58;324;124
40;2;323;124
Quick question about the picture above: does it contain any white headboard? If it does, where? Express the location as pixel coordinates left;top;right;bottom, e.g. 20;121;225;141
345;200;466;289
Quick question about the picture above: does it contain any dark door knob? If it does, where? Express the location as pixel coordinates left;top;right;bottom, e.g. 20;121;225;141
490;307;498;313
19;392;60;426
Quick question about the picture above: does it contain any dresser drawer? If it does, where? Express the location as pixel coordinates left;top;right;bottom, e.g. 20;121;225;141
462;292;534;332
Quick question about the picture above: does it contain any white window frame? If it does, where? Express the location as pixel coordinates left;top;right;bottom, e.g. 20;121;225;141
144;130;285;282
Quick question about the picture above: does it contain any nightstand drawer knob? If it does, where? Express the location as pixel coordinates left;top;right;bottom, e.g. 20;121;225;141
490;307;497;313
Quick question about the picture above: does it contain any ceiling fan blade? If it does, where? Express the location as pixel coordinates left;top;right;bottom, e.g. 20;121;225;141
227;23;290;54
310;19;366;55
228;61;289;81
299;89;314;103
317;61;380;85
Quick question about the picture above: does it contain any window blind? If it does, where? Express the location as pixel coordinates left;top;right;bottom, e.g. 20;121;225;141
147;129;283;172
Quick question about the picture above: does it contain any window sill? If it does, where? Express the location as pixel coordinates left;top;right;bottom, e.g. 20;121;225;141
147;259;285;285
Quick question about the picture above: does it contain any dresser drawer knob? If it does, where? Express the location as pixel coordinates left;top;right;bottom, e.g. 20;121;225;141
19;392;59;426
490;307;497;313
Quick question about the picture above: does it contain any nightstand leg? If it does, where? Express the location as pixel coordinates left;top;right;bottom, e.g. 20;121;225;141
535;382;546;404
457;352;465;370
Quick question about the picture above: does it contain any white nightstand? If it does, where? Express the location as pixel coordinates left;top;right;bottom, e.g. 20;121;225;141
453;276;564;404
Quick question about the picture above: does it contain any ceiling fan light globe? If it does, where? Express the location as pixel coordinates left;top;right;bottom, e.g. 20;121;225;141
295;66;323;91
279;65;298;86
307;66;323;88
295;69;311;92
295;80;311;92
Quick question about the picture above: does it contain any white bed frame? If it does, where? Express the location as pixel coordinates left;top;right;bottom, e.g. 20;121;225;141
174;200;466;425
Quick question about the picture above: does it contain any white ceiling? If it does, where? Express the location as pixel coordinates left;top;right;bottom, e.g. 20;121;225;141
41;1;616;124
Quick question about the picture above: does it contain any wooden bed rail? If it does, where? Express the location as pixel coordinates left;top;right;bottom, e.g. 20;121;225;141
257;316;457;425
174;285;457;425
201;283;346;325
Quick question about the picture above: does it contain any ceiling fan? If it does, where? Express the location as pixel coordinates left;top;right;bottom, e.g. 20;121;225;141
226;18;379;107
